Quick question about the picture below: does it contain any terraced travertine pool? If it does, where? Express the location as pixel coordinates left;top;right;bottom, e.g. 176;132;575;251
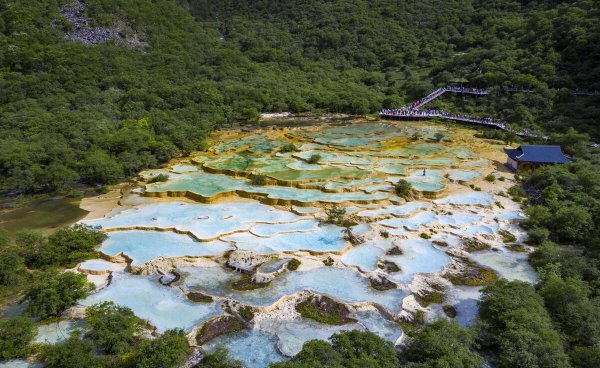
22;120;538;368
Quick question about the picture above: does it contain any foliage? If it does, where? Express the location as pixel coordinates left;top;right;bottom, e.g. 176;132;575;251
250;173;267;186
325;206;346;226
484;174;496;182
270;330;398;368
287;258;301;271
41;332;105;368
280;143;298;153
394;179;413;199
0;316;35;360
0;247;26;286
295;296;355;325
477;280;571;368
26;270;94;319
197;348;243;368
131;329;189;368
85;301;145;355
147;173;169;183
402;319;483;368
307;154;322;164
18;224;106;269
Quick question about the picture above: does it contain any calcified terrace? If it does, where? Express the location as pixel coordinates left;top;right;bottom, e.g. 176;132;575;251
40;120;538;368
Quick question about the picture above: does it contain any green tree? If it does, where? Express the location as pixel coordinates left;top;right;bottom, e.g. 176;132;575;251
197;348;243;368
477;280;571;368
0;316;35;360
26;271;94;319
402;319;483;368
131;329;189;368
85;301;145;355
394;179;413;199
41;332;105;368
271;330;399;368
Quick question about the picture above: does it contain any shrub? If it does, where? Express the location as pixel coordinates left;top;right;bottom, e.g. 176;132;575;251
41;332;105;368
325;205;347;225
526;227;550;245
394;179;413;199
131;329;189;368
485;173;496;182
307;153;322;164
85;301;145;355
287;258;301;271
420;233;431;239
197;348;243;368
0;316;35;360
147;173;169;183
26;270;94;319
250;173;267;186
280;143;298;152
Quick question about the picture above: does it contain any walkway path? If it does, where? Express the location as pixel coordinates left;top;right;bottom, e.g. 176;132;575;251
379;86;541;137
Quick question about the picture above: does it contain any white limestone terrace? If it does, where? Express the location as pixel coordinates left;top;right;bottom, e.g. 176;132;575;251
63;122;538;367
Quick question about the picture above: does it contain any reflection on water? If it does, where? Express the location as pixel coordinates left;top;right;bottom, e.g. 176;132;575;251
0;196;88;236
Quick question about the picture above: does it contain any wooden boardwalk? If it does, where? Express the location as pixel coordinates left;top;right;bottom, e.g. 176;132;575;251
380;86;545;137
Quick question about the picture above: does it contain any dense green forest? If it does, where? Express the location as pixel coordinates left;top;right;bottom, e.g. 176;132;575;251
1;0;599;193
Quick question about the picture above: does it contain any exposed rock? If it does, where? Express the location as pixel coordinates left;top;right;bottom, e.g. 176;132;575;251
57;0;147;49
227;250;272;273
385;246;403;256
295;295;356;325
194;315;244;345
158;271;180;286
369;275;397;291
378;260;400;273
442;304;457;318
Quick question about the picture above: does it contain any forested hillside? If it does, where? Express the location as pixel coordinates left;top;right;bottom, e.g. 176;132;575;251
1;0;599;194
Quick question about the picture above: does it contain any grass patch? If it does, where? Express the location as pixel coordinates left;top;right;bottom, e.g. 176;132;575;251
378;260;400;273
296;296;356;325
432;240;448;247
147;173;169;183
498;229;517;243
230;274;270;291
187;292;214;303
415;290;445;307
448;260;499;286
463;238;491;252
370;276;397;291
420;232;431;239
287;258;301;271
506;243;527;252
323;257;334;266
238;306;255;322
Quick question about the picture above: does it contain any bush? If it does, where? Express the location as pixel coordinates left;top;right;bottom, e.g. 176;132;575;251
526;227;549;245
20;224;106;269
147;173;169;183
131;329;189;368
287;258;301;271
41;332;105;368
197;348;243;368
325;205;347;225
85;301;145;355
280;143;298;153
250;173;267;186
402;319;483;367
485;173;496;182
0;316;35;360
307;154;322;164
26;271;94;319
0;248;26;286
271;331;398;368
394;179;413;199
477;280;570;368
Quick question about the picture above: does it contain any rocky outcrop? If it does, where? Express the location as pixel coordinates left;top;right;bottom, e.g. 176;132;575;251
58;0;147;48
193;315;244;345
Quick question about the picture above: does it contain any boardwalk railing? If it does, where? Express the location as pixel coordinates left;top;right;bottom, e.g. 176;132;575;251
379;85;541;137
